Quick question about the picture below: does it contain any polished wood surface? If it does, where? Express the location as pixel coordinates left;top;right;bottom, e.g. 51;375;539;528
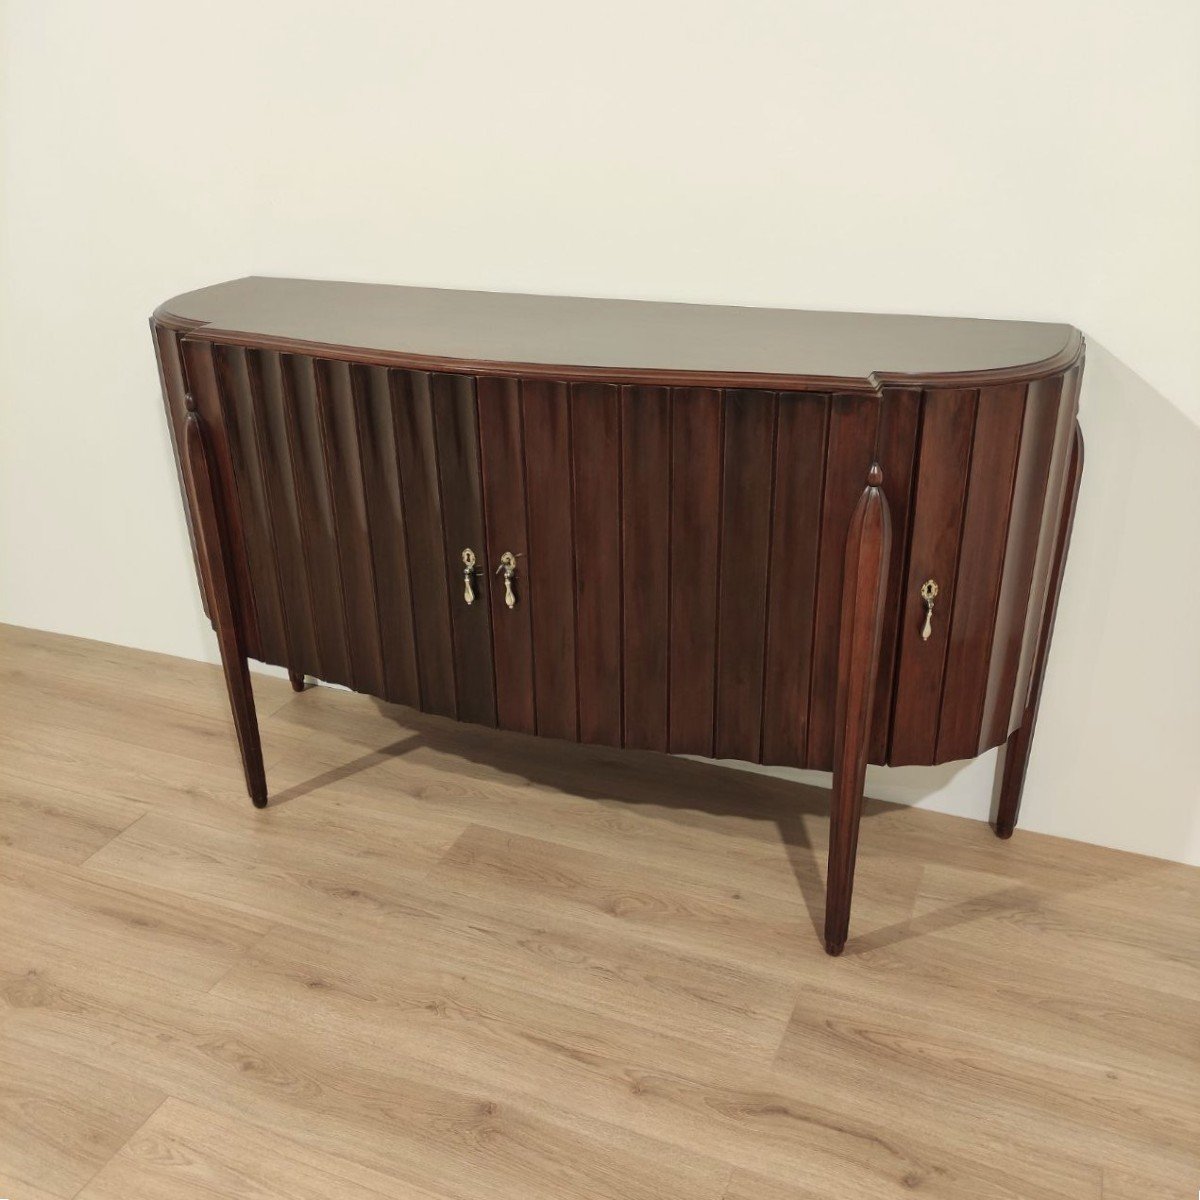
152;280;1085;953
2;626;1197;1199
156;277;1080;390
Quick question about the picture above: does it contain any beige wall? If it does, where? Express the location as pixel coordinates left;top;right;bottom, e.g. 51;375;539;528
2;0;1197;863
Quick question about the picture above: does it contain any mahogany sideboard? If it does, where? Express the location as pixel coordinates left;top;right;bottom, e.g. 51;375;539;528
151;278;1084;955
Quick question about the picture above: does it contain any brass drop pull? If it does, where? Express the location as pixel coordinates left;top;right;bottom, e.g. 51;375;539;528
461;548;477;606
920;579;939;641
497;551;518;609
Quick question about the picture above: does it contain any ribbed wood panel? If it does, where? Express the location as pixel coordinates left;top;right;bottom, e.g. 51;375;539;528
667;388;722;757
252;351;323;681
179;338;261;659
164;331;1078;771
478;376;535;735
212;346;290;670
389;369;455;717
806;395;882;771
869;388;921;764
315;360;387;698
889;388;979;767
432;372;496;729
936;381;1028;761
620;386;671;752
976;372;1067;750
279;353;354;689
714;391;777;761
521;379;578;741
356;365;420;708
761;393;829;766
571;383;623;747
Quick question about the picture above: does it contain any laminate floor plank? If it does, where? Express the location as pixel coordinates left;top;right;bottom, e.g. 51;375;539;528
75;1097;452;1200
0;774;146;865
0;625;1196;1200
0;1036;165;1198
0;847;272;992
2;963;731;1200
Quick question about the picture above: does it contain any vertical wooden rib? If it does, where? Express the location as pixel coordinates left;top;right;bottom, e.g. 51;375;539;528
977;372;1065;750
521;380;578;741
571;382;623;747
761;393;828;766
667;388;722;756
152;324;207;618
868;387;921;764
432;372;496;728
253;350;322;679
212;346;289;667
621;385;671;752
936;382;1027;761
888;388;978;766
478;376;536;735
280;354;353;688
314;360;387;698
806;394;880;770
391;370;456;717
714;390;776;761
1007;365;1081;731
180;338;261;657
356;366;420;707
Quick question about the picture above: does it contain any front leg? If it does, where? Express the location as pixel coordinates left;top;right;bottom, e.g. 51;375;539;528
825;463;891;956
182;396;268;809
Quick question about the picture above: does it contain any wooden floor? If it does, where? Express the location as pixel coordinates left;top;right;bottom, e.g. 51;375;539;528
1;624;1197;1200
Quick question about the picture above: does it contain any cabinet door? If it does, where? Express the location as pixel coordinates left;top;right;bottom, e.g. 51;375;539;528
888;372;1079;766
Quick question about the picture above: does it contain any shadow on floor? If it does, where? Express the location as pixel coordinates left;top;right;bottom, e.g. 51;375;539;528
260;690;1054;953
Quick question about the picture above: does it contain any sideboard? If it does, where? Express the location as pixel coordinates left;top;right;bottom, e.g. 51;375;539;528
151;278;1084;955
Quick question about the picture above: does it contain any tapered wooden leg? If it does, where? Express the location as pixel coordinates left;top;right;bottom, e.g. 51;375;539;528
993;422;1083;838
825;463;892;956
288;669;306;692
182;398;268;809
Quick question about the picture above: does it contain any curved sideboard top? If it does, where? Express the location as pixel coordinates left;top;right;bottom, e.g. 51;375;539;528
156;276;1082;392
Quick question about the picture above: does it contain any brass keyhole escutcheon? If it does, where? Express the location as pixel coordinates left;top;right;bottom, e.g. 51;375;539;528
920;579;939;642
461;548;477;606
497;551;518;609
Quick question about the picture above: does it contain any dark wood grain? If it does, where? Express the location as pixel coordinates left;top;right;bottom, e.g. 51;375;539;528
977;373;1065;750
888;389;978;767
355;365;420;708
153;280;1086;956
994;421;1084;837
1006;366;1083;736
478;376;536;735
211;346;289;668
936;382;1027;761
521;379;578;742
316;360;387;698
570;383;623;747
151;323;207;619
391;370;456;718
180;338;261;659
714;391;777;761
667;388;722;757
761;394;829;766
175;379;267;808
157;277;1082;393
277;354;354;689
621;386;672;752
806;395;881;771
868;387;921;764
825;464;891;955
247;350;324;682
432;372;496;728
